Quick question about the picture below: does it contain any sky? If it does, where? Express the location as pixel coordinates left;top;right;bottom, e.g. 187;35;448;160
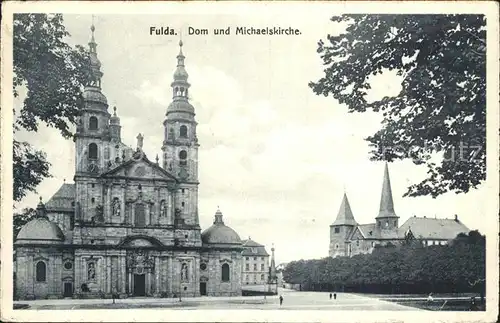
14;13;489;264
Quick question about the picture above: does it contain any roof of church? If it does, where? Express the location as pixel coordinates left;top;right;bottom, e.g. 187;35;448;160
241;238;269;256
332;193;358;226
15;217;65;244
45;183;75;210
399;216;469;240
376;162;398;219
201;209;242;246
355;223;404;240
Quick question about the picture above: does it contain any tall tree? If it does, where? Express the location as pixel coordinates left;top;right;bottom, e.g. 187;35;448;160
13;13;91;202
310;15;486;198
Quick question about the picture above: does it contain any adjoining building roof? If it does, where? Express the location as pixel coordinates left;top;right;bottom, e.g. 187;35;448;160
241;238;269;256
399;216;469;240
332;193;358;226
45;183;75;211
354;223;404;240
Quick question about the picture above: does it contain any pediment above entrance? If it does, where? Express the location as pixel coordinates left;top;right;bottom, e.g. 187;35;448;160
101;153;177;182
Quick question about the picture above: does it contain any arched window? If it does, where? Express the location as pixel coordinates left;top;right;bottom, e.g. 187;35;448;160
88;143;98;160
356;239;360;246
260;274;265;281
385;221;389;227
221;263;230;282
179;150;187;166
36;261;46;282
180;125;188;138
89;116;98;130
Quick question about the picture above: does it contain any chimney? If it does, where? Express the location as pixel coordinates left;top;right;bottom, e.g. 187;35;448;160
454;214;458;222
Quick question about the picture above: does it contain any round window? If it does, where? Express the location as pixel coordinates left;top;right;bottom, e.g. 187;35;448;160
200;263;207;271
64;262;73;270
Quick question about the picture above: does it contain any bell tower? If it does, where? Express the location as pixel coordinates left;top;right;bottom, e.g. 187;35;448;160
74;19;110;176
161;40;200;227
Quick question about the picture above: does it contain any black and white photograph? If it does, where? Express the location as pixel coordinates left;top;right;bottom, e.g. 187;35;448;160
1;2;499;322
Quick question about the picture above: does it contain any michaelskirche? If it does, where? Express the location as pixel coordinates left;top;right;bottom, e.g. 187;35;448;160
329;163;470;258
14;22;245;300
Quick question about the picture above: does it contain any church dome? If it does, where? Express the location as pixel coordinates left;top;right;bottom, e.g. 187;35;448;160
167;100;195;114
201;209;241;245
83;87;108;105
174;66;189;81
16;217;65;244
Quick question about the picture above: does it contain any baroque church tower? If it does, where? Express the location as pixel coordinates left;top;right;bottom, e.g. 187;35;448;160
161;40;200;227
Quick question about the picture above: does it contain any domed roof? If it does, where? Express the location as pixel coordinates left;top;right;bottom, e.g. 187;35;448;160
167;100;195;114
16;217;65;244
174;66;189;81
110;106;120;125
83;87;108;105
201;209;241;245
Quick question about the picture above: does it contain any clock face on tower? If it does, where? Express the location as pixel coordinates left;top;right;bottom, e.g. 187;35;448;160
87;162;99;174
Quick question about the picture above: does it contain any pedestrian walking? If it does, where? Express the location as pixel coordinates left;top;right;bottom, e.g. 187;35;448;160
333;293;337;300
329;293;332;300
279;295;283;306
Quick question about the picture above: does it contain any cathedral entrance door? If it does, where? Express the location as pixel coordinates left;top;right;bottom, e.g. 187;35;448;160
133;274;146;296
63;282;73;297
200;282;207;296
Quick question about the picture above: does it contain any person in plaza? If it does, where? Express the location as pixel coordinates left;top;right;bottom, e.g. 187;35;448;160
279;295;283;306
329;293;332;300
333;293;337;300
427;293;434;302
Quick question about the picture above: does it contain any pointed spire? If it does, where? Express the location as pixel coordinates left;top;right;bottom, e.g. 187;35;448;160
376;162;398;219
332;193;357;226
213;208;224;225
84;15;104;93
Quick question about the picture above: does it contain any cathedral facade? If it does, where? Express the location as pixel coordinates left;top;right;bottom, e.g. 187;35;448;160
14;24;243;300
329;163;470;258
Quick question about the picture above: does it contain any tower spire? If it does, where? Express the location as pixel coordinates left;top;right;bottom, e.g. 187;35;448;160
376;162;398;219
332;193;357;226
86;15;103;89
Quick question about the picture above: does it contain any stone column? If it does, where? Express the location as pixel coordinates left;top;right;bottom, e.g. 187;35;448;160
168;256;173;295
106;257;112;293
167;192;173;225
106;184;112;223
156;188;161;225
121;256;126;294
121;184;127;224
155;256;160;295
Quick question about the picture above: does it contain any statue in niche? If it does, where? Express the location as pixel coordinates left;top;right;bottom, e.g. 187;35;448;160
88;262;96;280
181;263;188;282
112;198;121;217
160;200;166;217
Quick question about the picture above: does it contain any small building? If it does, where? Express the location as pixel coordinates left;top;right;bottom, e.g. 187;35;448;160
240;238;269;285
